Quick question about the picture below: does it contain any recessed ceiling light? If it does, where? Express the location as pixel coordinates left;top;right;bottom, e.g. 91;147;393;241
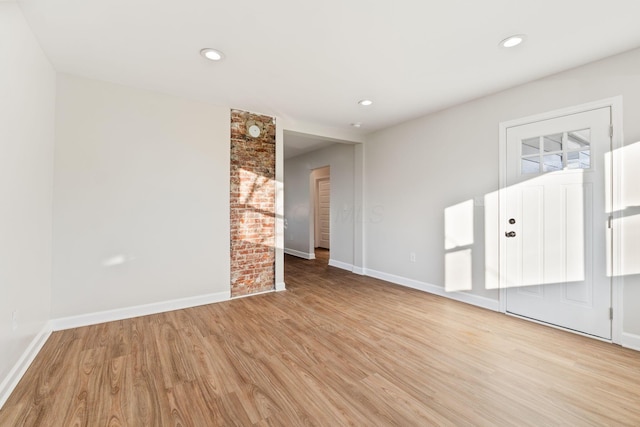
200;48;225;61
500;35;526;48
351;122;362;128
358;99;373;106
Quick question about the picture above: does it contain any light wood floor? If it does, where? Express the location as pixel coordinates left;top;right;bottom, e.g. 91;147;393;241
1;250;640;426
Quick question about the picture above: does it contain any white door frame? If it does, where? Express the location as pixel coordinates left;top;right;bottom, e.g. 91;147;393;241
498;96;624;344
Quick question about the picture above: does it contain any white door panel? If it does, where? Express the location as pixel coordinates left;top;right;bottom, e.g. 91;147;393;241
504;107;611;339
316;179;330;249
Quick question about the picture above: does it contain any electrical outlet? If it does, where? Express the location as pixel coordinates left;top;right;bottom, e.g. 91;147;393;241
410;252;416;262
11;310;18;331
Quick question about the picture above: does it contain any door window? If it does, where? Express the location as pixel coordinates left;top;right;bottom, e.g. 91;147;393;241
521;129;591;175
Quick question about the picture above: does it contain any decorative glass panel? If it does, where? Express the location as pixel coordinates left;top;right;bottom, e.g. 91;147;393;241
567;129;590;150
543;154;562;171
522;157;540;174
522;137;540;156
579;151;591;168
567;151;579;169
521;128;592;176
543;134;563;152
567;150;590;169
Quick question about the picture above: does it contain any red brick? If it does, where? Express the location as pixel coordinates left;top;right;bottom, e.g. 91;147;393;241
229;109;276;297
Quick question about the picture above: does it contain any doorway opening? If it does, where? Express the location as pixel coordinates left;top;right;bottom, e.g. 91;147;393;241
282;129;364;276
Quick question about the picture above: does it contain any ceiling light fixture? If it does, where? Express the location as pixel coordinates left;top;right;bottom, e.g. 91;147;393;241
358;99;373;106
351;122;362;128
500;35;526;48
200;48;225;61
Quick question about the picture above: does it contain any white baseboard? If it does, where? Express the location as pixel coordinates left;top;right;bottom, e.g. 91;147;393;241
284;248;315;260
50;291;231;331
364;268;500;312
621;332;640;352
0;324;52;409
328;259;354;272
230;289;277;299
352;266;365;275
275;281;286;292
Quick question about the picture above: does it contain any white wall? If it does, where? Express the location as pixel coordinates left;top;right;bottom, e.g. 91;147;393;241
52;74;231;317
284;143;355;267
365;47;640;337
0;2;56;398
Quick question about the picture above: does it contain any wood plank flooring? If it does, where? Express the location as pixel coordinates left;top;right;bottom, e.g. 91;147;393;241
1;249;640;425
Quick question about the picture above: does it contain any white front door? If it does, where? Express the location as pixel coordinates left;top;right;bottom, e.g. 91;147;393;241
504;107;612;339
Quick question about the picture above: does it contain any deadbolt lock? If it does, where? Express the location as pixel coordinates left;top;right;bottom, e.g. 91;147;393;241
509;218;516;224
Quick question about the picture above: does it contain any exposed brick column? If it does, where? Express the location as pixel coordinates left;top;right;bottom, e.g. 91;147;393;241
230;109;276;297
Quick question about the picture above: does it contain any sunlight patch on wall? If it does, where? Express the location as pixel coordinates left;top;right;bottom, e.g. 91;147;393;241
618;213;640;277
444;199;474;292
606;141;640;277
617;141;640;276
444;199;474;249
445;249;472;292
484;189;500;290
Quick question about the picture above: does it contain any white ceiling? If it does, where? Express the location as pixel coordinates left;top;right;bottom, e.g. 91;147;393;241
16;0;640;140
284;131;352;159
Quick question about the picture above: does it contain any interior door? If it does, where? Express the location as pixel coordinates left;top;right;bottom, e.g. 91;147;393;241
504;107;612;339
316;179;330;249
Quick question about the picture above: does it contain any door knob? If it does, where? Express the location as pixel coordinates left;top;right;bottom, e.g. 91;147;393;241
505;231;516;238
